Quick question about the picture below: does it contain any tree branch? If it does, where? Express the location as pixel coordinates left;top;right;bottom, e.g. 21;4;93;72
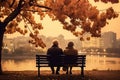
22;9;49;13
9;0;15;7
28;0;52;10
20;13;33;25
4;0;23;23
35;4;52;11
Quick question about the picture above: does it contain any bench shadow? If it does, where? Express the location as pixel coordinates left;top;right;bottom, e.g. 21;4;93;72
37;74;90;80
0;71;94;80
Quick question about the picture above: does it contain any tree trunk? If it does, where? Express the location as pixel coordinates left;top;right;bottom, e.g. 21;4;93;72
0;22;6;74
0;32;4;74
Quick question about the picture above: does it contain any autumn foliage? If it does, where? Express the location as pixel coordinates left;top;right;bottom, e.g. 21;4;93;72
45;0;119;41
0;0;119;48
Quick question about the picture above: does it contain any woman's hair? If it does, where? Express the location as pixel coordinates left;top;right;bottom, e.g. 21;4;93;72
67;41;74;48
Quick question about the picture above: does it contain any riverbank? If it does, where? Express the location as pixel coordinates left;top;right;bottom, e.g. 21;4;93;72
0;70;120;80
2;52;120;60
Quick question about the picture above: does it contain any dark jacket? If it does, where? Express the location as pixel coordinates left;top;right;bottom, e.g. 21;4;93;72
64;47;78;66
64;47;78;56
47;45;63;66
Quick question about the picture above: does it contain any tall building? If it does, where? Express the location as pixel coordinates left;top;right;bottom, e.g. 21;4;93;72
80;33;101;48
101;31;116;48
81;37;101;48
116;39;120;48
3;36;13;53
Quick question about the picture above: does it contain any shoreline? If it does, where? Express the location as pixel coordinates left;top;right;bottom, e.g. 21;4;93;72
0;70;120;80
2;54;120;60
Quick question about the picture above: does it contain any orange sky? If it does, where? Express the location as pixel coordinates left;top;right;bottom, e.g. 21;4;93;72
90;1;120;39
6;1;120;39
37;1;120;39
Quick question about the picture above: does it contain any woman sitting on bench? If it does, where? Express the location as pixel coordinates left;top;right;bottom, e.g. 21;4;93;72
64;41;78;74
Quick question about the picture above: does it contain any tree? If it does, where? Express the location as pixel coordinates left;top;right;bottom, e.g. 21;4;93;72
0;0;119;74
0;0;51;74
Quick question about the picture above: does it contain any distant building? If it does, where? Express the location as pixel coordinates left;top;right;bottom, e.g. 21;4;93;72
3;36;13;53
81;37;101;48
101;31;116;48
3;36;35;54
80;33;101;48
13;36;30;49
116;39;120;48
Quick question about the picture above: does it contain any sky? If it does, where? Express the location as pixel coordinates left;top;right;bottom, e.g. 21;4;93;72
6;1;120;40
90;0;120;39
35;1;120;39
37;0;120;39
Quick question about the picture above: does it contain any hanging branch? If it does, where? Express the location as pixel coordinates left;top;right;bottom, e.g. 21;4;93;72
21;13;33;33
9;0;15;7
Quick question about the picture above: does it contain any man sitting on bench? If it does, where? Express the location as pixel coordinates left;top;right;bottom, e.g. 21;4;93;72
47;40;63;74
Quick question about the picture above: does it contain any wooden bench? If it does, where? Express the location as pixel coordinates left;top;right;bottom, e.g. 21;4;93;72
36;55;86;77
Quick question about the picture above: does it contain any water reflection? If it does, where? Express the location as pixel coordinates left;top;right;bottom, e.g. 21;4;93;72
2;59;37;71
86;55;120;70
2;55;120;71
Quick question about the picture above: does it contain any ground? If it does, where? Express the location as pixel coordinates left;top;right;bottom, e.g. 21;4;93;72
0;70;120;80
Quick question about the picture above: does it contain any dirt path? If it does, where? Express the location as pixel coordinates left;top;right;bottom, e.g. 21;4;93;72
0;70;120;80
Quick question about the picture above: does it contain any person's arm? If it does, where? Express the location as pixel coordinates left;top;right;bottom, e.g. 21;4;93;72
60;48;64;55
47;49;51;61
75;49;78;55
47;49;50;55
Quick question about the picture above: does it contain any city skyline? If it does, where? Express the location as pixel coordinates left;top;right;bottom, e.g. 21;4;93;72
5;30;120;40
4;31;120;49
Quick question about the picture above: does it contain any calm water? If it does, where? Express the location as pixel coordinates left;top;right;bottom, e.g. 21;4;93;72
2;55;120;71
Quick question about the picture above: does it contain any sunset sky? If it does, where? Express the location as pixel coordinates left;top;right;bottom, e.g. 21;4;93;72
6;1;120;40
35;1;120;39
90;1;120;39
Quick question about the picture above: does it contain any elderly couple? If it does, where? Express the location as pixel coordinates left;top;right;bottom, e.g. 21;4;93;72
47;40;78;74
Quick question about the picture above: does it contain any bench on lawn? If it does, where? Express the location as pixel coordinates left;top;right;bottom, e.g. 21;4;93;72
36;55;86;77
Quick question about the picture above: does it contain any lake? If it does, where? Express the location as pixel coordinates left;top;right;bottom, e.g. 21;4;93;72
2;55;120;71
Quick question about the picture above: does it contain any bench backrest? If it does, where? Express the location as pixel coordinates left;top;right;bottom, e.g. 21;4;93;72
36;55;86;67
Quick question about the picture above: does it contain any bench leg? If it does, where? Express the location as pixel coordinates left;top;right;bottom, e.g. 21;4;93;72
38;67;40;77
81;67;84;76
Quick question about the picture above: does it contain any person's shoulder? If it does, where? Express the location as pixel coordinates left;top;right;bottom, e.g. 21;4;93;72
52;47;62;51
48;47;54;50
64;48;69;51
72;48;78;54
72;48;77;51
57;47;62;50
74;49;78;52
